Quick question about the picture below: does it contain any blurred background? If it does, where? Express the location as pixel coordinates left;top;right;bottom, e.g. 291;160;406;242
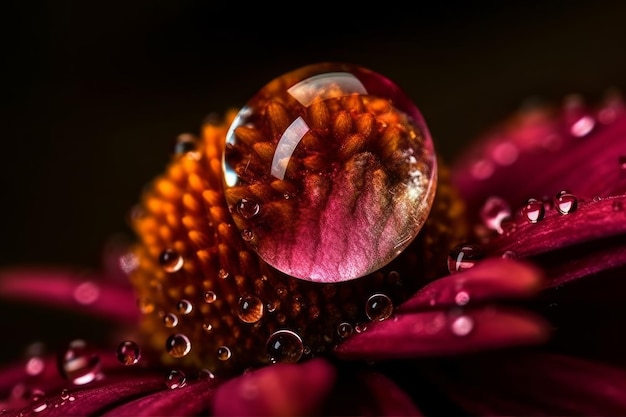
1;1;625;361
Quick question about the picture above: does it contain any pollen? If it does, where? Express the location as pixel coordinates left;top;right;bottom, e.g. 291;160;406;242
127;65;468;378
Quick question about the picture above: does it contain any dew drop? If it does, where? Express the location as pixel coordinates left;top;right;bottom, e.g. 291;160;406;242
501;250;517;259
198;369;215;381
266;329;304;363
203;291;217;303
176;299;193;315
336;322;353;338
165;369;187;389
165;334;191;358
365;293;393;321
222;63;437;283
217;346;232;361
31;390;47;413
25;357;45;376
447;243;484;274
480;196;511;234
454;291;470;306
236;198;260;219
451;315;474;336
116;341;141;366
57;339;102;385
201;323;213;332
237;294;264;323
555;190;578;214
218;269;229;279
174;133;198;156
522;198;545;223
159;249;184;273
163;313;179;328
569;115;596;137
355;322;368;333
60;389;70;401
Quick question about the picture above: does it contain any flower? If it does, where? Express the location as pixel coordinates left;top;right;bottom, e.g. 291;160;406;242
1;63;626;416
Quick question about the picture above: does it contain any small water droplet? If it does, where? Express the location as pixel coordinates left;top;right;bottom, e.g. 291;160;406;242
217;346;232;361
57;339;102;385
174;133;198;158
336;322;353;338
570;115;595;137
501;250;517;259
218;269;229;279
60;389;70;401
365;293;393;321
73;281;100;305
31;390;47;413
159;249;184;273
165;334;191;358
163;313;179;328
203;291;217;303
177;299;193;315
447;243;484;274
236;198;260;219
198;369;215;381
480;196;511;234
555;190;578;214
492;142;518;166
201;323;213;332
451;315;474;336
564;94;596;137
355;322;368;333
116;341;141;366
237;294;264;323
521;198;545;223
25;357;45;376
241;229;255;243
454;291;470;306
266;329;304;363
165;369;187;389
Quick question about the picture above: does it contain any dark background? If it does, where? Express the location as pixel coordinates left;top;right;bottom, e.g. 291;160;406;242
3;1;626;271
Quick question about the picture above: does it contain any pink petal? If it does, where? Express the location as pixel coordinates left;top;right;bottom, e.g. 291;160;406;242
358;372;424;416
0;267;139;323
486;195;626;287
425;352;626;416
212;358;336;416
103;378;217;416
452;95;626;220
398;258;543;311
334;306;549;360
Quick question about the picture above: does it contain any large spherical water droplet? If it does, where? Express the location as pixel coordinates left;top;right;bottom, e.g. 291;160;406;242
163;313;179;328
159;248;184;273
217;346;232;361
555;190;578;215
165;369;187;389
266;329;304;363
447;243;484;274
57;339;102;385
165;334;191;358
116;341;141;366
222;62;437;283
236;294;264;323
522;198;545;223
365;293;393;321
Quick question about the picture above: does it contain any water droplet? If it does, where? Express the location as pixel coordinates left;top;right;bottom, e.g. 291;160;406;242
198;369;215;381
31;390;47;413
217;346;232;361
236;198;260;219
173;133;200;160
177;299;193;315
480;196;511;234
501;250;517;259
447;243;484;274
25;357;45;376
203;291;217;303
454;291;470;306
165;369;187;389
57;339;102;385
222;63;437;283
241;229;255;243
492;142;518;166
163;313;179;328
365;293;393;321
337;322;353;338
555;190;578;214
159;249;184;273
266;329;304;363
116;341;141;366
619;155;626;170
60;389;70;400
202;323;213;332
218;269;229;279
564;94;596;137
165;334;191;358
451;315;474;336
73;281;100;305
569;115;595;137
521;198;545;223
237;294;264;323
355;322;368;333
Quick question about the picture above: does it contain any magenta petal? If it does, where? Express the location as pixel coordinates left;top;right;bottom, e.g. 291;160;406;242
452;98;626;219
359;372;423;416
212;358;336;416
0;267;139;323
334;306;549;360
103;379;217;416
486;195;626;287
398;258;543;311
